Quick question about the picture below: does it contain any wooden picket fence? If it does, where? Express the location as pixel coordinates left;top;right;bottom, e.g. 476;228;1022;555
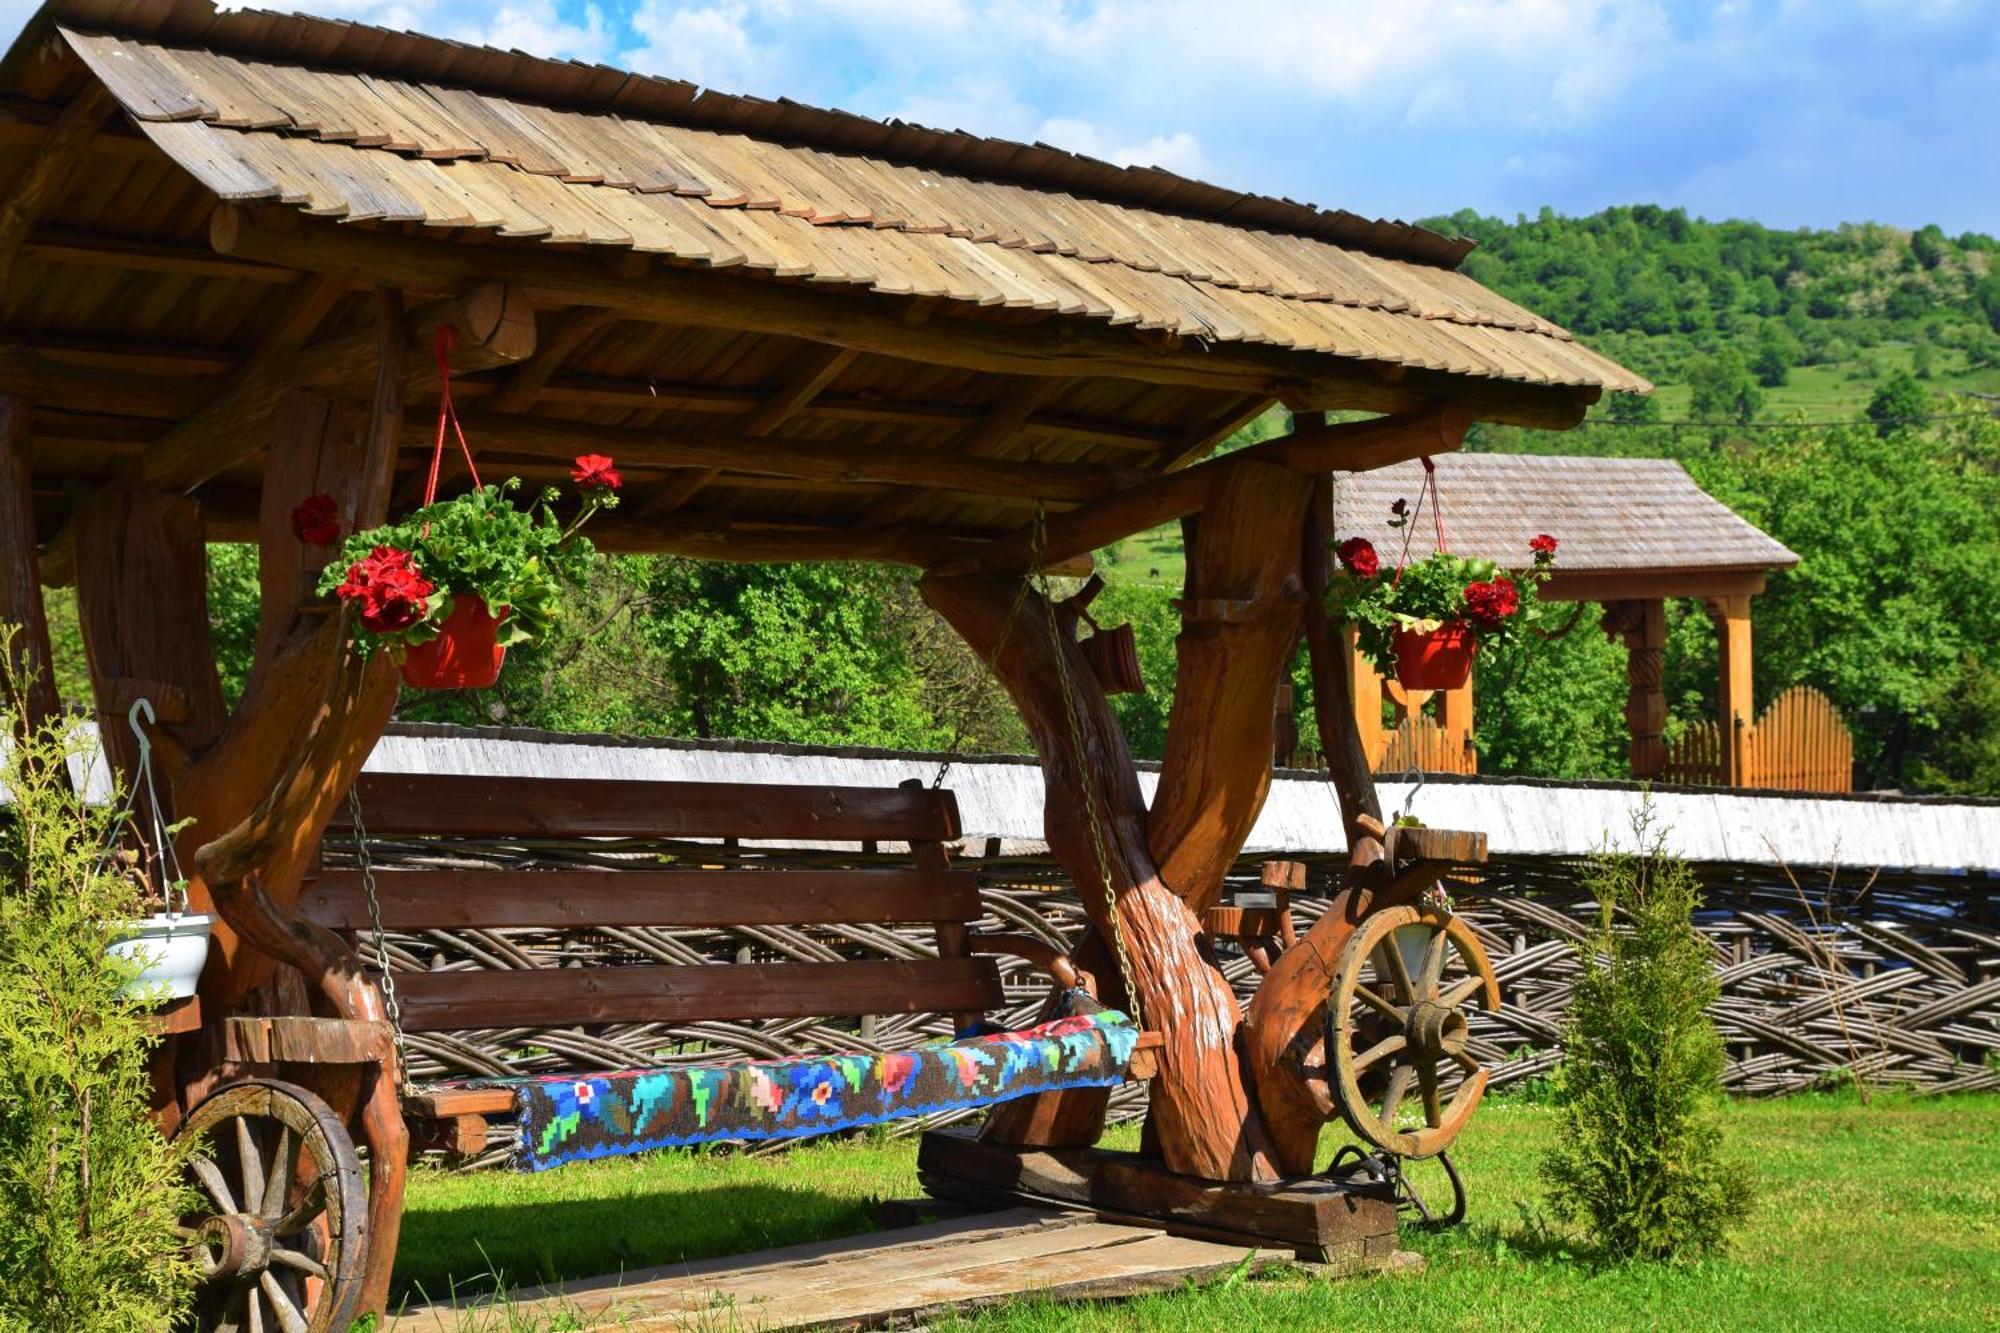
1377;715;1477;776
1746;686;1854;792
1661;686;1853;793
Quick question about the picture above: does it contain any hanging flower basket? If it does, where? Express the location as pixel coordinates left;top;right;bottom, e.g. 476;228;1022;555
308;329;620;688
1390;620;1478;691
399;594;508;689
1325;484;1560;686
107;910;213;1003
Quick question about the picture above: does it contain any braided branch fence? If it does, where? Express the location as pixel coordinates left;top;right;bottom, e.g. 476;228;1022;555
322;831;2000;1166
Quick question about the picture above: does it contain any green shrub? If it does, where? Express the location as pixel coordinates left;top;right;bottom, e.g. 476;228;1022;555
1539;812;1753;1260
0;638;195;1331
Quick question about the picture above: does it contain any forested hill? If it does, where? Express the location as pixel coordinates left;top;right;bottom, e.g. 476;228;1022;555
1423;207;2000;422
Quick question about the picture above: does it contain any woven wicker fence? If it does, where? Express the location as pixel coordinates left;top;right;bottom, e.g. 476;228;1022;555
323;832;1999;1165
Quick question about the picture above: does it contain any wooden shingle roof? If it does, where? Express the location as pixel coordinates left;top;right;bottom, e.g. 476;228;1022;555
43;7;1645;397
1335;454;1797;577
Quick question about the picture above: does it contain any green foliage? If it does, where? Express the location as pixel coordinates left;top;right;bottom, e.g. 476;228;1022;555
1539;814;1753;1260
0;637;196;1331
1908;654;2000;796
631;561;960;749
1866;370;1929;435
1684;416;2000;788
1088;580;1181;759
1469;603;1630;779
318;479;611;652
1685;346;1764;423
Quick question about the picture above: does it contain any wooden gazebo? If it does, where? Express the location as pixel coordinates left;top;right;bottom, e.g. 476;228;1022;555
0;2;1650;1323
1334;454;1801;783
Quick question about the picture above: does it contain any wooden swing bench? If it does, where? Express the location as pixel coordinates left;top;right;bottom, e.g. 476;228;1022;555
298;772;1160;1169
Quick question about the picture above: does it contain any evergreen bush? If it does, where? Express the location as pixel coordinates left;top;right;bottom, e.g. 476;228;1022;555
1539;811;1753;1260
0;636;195;1331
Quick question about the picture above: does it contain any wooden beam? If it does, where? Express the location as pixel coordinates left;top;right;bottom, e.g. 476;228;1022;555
0;396;61;731
582;510;1085;574
38;282;534;585
488;306;617;415
1153;396;1280;473
458;410;1131;503
0;344;213;419
633;344;861;520
856;378;1063;528
0;84;116;295
211;207;1602;429
20;225;300;284
931;405;1469;577
1542;568;1768;603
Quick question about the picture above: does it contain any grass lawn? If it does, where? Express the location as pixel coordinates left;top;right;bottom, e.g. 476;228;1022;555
394;1090;1999;1330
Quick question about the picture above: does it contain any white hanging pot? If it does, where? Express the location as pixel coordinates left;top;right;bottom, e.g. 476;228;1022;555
107;911;213;1003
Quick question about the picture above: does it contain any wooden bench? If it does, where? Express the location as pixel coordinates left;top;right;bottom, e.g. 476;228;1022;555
303;773;1154;1164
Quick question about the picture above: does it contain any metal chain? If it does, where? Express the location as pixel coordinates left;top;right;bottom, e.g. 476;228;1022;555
1038;583;1145;1030
347;786;413;1095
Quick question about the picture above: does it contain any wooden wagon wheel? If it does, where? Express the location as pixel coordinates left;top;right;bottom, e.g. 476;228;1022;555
1329;904;1500;1159
176;1078;368;1333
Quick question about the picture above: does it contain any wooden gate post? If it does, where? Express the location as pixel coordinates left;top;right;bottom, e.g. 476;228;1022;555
1705;594;1754;785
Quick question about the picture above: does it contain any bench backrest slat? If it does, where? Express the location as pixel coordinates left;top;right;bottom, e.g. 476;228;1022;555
332;774;961;842
322;774;995;1036
387;958;1004;1032
300;868;983;931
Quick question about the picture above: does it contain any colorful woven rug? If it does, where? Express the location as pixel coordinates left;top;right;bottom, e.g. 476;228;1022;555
464;1010;1140;1171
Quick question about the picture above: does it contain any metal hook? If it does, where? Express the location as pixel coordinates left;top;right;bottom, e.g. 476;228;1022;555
125;696;156;771
1395;761;1425;826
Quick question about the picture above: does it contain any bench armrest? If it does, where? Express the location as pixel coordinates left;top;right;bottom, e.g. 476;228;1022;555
966;932;1084;992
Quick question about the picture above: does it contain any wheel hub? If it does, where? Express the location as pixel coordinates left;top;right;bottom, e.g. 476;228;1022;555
1405;998;1468;1062
195;1213;273;1281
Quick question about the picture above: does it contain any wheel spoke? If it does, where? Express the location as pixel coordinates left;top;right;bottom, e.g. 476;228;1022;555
1352;1032;1405;1072
1438;973;1485;1009
1418;1062;1443;1128
1418;929;1448;997
269;1246;329;1281
259;1271;311;1333
274;1178;327;1237
235;1116;266;1216
1376;941;1415;1005
1450;1048;1482;1074
1378;1064;1415;1130
245;1286;265;1333
214;1283;251;1333
261;1126;296;1221
188;1153;239;1215
1353;984;1404;1024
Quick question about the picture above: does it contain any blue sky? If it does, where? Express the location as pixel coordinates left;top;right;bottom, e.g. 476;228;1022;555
8;1;1996;234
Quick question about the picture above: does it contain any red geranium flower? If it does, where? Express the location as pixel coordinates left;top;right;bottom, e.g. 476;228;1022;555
334;545;434;635
291;493;341;547
1336;537;1380;578
1530;533;1559;558
571;454;622;492
1463;577;1520;628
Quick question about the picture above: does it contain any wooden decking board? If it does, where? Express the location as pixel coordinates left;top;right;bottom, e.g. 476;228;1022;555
385;1208;1273;1331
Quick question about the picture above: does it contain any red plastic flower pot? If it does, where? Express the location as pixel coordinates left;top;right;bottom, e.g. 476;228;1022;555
1391;621;1476;691
400;595;507;690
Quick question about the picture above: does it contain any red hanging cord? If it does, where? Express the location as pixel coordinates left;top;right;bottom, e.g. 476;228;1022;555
1391;455;1449;588
422;324;482;509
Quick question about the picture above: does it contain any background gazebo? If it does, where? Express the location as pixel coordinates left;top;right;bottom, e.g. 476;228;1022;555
1329;453;1847;790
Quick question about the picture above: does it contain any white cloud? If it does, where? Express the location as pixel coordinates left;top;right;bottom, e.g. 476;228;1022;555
625;1;775;90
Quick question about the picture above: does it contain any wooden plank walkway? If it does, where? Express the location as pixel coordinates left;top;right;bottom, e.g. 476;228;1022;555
386;1208;1279;1331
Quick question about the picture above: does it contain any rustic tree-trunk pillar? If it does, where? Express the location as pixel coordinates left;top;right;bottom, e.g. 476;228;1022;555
1243;472;1392;1173
1345;626;1386;776
0;395;62;733
1603;598;1667;780
922;572;1278;1182
1705;594;1754;785
1148;460;1310;914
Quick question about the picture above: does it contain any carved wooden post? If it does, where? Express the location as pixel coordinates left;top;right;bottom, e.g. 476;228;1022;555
0;395;62;733
1149;460;1311;914
1602;598;1667;781
922;572;1279;1182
